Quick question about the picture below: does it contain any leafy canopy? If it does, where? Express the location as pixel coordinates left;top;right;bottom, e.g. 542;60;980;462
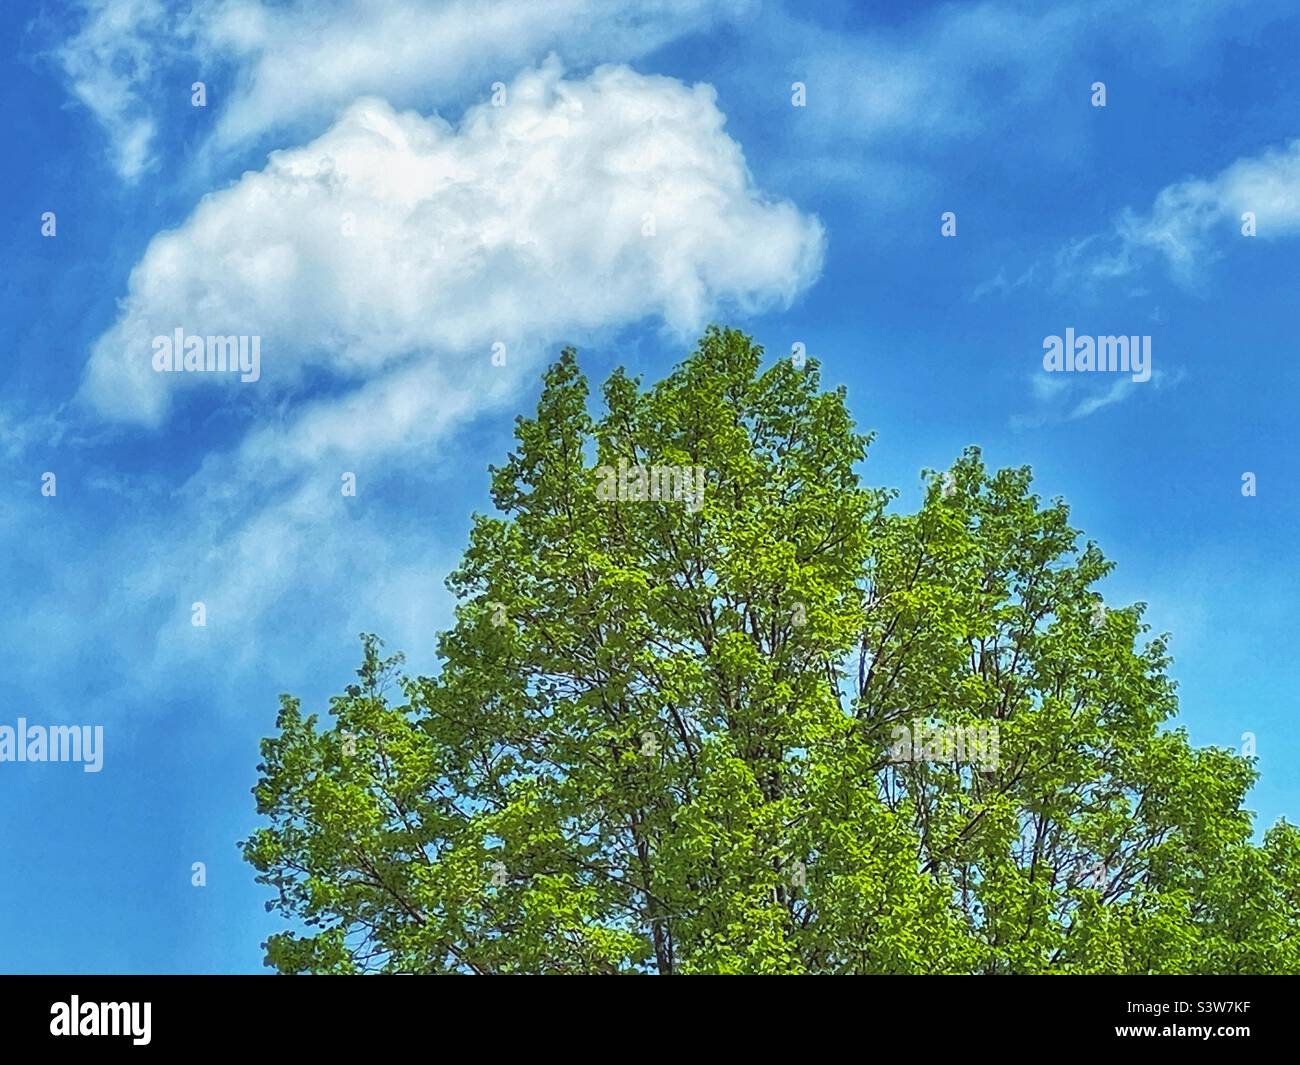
244;327;1299;974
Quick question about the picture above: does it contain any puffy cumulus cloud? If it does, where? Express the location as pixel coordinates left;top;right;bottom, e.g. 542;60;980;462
52;60;824;706
80;58;825;427
55;0;752;179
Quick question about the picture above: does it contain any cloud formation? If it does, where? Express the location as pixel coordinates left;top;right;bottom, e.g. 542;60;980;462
1059;139;1300;287
56;0;752;178
80;59;824;429
54;60;825;707
55;0;170;179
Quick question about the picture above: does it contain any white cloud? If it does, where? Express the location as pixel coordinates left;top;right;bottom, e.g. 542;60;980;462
729;0;1254;169
1067;378;1133;421
80;58;824;429
56;0;752;179
1116;139;1300;282
55;0;170;179
969;265;1037;303
1012;366;1185;429
58;60;824;705
1060;139;1300;287
1029;373;1069;405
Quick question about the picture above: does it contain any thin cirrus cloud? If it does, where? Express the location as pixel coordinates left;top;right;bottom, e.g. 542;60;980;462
983;139;1294;420
54;0;753;180
724;0;1261;191
1010;366;1186;430
52;0;170;180
1057;138;1300;289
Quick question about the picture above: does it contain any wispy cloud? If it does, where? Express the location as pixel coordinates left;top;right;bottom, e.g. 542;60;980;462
1011;366;1186;429
44;59;824;713
53;0;753;179
725;0;1266;194
1067;378;1134;420
50;0;176;179
969;265;1037;303
1057;139;1300;288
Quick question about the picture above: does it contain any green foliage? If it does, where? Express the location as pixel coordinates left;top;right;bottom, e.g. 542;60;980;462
243;327;1299;974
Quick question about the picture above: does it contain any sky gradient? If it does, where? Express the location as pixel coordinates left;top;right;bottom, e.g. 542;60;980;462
2;0;1298;973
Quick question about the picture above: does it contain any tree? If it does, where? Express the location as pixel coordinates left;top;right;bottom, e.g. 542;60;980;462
243;326;1300;974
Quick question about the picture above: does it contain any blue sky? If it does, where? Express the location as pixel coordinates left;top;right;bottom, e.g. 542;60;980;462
2;0;1298;973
